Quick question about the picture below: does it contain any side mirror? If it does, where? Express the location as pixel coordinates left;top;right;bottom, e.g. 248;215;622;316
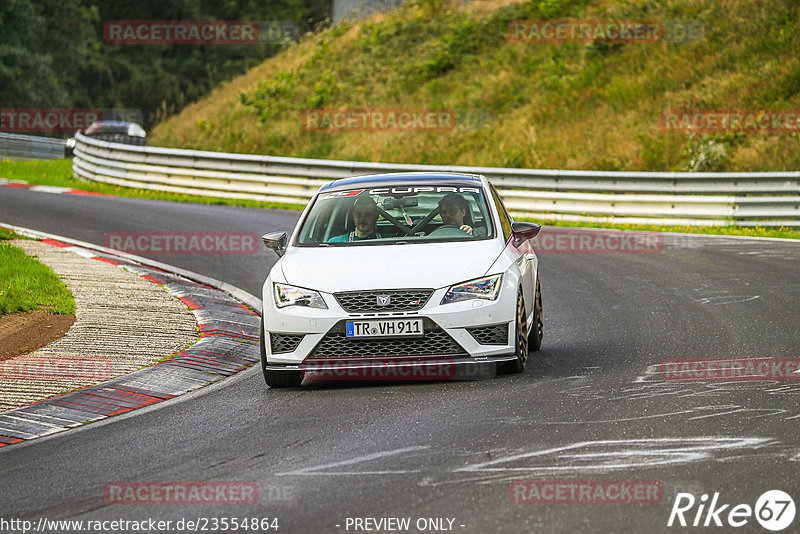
262;231;288;257
511;222;541;248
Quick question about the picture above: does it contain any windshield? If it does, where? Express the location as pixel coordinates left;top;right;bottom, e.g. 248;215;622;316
296;184;495;246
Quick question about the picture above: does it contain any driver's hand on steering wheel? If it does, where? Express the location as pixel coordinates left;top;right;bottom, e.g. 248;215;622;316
460;225;473;235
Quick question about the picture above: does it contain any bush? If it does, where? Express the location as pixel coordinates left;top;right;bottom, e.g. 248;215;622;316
681;134;728;172
240;71;297;121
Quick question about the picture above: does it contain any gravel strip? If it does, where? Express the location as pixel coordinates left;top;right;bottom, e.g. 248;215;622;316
0;240;198;412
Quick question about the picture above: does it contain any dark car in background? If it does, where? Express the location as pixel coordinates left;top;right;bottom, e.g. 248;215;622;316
65;120;148;156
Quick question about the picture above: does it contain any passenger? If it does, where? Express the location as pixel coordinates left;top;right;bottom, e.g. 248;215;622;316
439;193;474;235
328;196;383;242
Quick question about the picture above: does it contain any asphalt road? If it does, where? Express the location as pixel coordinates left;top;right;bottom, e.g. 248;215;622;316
1;187;800;533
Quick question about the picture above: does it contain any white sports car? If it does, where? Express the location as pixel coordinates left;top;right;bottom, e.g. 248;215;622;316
259;172;543;388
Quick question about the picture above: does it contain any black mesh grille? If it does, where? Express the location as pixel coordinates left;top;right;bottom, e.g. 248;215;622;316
334;289;433;313
467;324;509;345
310;323;466;359
270;333;304;354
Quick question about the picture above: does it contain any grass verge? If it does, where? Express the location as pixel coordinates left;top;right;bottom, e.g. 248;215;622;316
518;218;800;240
0;238;76;317
0;227;19;240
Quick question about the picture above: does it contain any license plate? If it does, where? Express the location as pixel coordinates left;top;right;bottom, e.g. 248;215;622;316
346;319;423;338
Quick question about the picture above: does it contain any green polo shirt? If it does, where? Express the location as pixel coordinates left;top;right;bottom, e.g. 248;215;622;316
327;231;382;243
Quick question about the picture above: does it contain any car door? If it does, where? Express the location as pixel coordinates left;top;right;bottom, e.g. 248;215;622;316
489;183;536;327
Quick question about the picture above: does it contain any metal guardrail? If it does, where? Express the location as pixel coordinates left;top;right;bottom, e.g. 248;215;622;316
0;133;67;161
72;133;800;227
333;0;404;23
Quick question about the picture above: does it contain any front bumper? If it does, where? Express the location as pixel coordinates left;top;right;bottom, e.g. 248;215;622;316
262;281;519;366
264;355;515;382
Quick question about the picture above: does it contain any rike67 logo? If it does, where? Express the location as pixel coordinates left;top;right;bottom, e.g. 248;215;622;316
668;490;795;531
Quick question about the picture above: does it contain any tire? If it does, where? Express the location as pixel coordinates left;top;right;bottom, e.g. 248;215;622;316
260;320;303;388
528;277;543;352
498;291;529;374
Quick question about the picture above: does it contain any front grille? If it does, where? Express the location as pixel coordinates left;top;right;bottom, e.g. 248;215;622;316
334;289;433;313
270;333;304;354
467;324;509;345
310;321;466;359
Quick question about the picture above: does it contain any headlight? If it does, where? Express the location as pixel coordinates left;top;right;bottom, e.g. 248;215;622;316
273;283;327;309
441;274;503;305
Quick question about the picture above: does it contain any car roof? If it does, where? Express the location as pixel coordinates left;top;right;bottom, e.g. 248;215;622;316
86;120;135;129
320;172;483;193
84;120;145;134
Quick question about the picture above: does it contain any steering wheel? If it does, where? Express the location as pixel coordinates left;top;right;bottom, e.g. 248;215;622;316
428;225;469;237
409;206;441;235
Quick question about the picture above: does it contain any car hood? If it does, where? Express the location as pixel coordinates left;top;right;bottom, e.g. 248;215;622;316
279;240;503;293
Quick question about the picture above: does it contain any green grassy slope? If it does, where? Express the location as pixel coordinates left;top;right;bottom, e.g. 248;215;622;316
151;0;800;172
0;232;75;316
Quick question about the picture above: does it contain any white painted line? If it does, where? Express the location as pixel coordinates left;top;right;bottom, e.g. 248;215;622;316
454;437;772;474
2;415;65;434
541;409;697;425
277;446;430;476
687;408;748;421
63;246;98;258
693;295;760;305
0;426;37;439
633;363;660;382
29;185;71;194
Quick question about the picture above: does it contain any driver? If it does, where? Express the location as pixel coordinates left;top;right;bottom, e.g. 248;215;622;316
328;196;383;242
439;193;474;235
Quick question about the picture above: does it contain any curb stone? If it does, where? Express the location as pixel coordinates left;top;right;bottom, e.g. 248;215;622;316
0;179;113;197
0;232;260;448
1;239;197;410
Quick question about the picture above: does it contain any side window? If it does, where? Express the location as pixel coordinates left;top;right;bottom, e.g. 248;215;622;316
489;184;512;241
